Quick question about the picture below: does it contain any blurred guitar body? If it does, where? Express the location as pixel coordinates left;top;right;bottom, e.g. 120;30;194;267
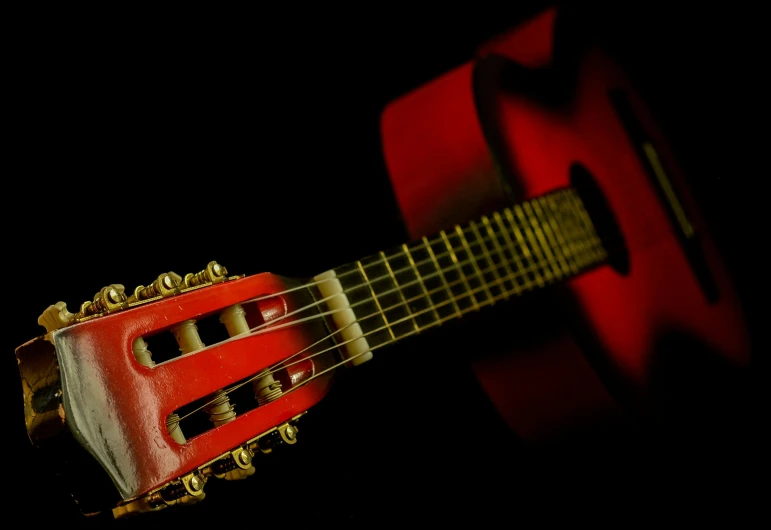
380;7;752;447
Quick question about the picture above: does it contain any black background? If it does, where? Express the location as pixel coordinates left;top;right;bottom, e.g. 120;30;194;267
4;2;767;526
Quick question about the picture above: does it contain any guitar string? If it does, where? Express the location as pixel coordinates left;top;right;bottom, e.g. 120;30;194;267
240;220;520;303
285;229;614;391
229;239;606;398
178;230;533;358
182;240;607;422
221;192;603;345
173;210;602;361
170;194;608;419
173;248;561;422
241;220;533;304
240;189;599;305
175;238;606;422
261;238;607;379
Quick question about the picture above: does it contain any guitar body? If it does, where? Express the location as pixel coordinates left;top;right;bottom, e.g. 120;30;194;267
380;8;752;444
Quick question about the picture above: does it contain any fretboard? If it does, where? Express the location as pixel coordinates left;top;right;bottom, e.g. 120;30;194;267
314;187;607;359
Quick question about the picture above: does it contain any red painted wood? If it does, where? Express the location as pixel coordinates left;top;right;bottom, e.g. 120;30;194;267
380;62;509;238
380;8;752;441
54;273;331;500
477;7;558;68
45;7;755;503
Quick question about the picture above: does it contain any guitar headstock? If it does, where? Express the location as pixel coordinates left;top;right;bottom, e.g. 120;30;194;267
16;262;336;518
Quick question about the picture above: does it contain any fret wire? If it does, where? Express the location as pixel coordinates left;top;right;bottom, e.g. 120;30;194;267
468;220;506;300
493;211;529;293
337;193;577;287
356;260;395;340
265;236;605;363
232;192;608;382
373;236;513;321
331;191;603;324
381;250;420;333
542;194;580;274
352;215;541;295
522;202;563;280
552;191;590;268
518;202;560;280
456;224;494;303
480;215;515;299
357;229;505;292
380;241;601;342
506;206;550;285
253;224;610;393
422;236;462;317
564;190;605;262
531;197;571;277
439;230;480;311
353;224;586;325
288;241;606;394
402;244;440;322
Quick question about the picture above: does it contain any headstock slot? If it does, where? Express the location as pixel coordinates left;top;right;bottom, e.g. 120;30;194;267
171;354;315;443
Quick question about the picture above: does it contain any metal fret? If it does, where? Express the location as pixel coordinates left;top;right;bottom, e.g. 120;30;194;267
552;191;591;267
440;230;479;311
357;260;395;340
522;202;562;280
325;189;608;362
506;206;549;286
381;251;420;332
531;198;571;277
422;236;461;317
480;215;515;298
493;211;528;293
456;224;493;304
469;219;507;300
541;194;579;274
402;244;440;322
565;190;605;262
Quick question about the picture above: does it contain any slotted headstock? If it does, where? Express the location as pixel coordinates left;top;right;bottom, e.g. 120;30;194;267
16;262;336;518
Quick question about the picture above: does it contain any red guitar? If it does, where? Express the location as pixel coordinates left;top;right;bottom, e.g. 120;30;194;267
13;6;756;520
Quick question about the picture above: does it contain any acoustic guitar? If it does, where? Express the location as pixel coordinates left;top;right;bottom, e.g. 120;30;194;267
11;5;758;522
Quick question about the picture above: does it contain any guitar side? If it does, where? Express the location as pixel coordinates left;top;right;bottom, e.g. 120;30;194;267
379;7;753;443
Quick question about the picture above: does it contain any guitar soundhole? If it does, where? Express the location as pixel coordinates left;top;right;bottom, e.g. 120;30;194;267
570;163;629;275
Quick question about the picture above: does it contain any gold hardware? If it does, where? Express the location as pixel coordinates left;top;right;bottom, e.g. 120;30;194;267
235;449;252;468
279;422;297;444
129;272;181;302
38;301;76;333
112;412;306;518
43;261;235;330
182;473;206;496
76;284;127;319
184;261;228;288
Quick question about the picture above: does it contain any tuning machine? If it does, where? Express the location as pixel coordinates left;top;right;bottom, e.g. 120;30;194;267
248;418;301;455
128;272;182;303
183;260;228;287
37;261;237;333
112;413;306;519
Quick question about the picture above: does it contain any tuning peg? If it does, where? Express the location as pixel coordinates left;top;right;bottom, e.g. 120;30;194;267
129;273;181;302
77;284;128;318
184;261;228;288
38;301;75;333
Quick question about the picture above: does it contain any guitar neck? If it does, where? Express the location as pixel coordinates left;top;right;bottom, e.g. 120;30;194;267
313;187;608;360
